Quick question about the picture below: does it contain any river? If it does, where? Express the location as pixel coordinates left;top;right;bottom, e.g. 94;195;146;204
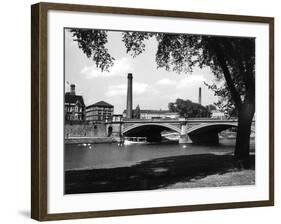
64;138;255;171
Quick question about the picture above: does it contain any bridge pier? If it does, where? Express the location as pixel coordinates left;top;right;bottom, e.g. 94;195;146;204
108;122;124;142
179;123;192;144
179;135;192;144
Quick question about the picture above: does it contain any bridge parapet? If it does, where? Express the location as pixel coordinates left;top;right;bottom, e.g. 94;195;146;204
109;118;241;124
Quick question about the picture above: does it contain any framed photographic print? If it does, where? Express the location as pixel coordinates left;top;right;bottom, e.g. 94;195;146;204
31;2;274;221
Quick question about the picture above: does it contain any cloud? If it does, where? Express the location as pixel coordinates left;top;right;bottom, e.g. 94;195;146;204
134;82;150;95
105;85;126;97
81;57;134;79
65;30;77;46
156;78;177;86
156;76;205;89
105;82;149;97
176;75;206;89
64;82;69;92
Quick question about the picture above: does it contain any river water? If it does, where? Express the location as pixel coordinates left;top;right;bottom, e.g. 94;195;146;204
65;139;255;171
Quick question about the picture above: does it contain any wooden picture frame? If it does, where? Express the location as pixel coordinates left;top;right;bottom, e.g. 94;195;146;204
31;2;274;221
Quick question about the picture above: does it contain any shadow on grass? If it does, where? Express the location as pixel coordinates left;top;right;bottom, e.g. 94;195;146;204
65;154;255;194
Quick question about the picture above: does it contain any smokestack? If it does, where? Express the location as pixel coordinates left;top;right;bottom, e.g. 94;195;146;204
126;73;133;119
199;87;202;105
70;84;76;95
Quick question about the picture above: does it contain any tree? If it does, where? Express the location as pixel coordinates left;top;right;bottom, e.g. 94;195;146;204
205;104;217;112
169;98;211;118
133;105;141;119
70;29;255;168
204;83;238;117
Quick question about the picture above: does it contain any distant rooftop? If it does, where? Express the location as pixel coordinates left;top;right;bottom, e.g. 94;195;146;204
86;101;114;109
123;109;178;114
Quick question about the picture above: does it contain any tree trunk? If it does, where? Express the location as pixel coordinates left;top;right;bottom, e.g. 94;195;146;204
234;103;255;169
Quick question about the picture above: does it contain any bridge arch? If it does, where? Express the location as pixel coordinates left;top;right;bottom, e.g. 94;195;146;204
123;123;181;135
187;122;255;135
186;122;255;144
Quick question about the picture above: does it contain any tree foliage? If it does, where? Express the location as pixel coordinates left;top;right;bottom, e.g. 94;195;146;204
168;99;211;118
205;104;217;111
71;29;115;72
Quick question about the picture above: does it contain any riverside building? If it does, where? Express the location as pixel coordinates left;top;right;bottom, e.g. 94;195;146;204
85;101;114;123
64;84;85;123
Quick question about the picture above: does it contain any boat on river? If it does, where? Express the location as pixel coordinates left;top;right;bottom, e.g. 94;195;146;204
124;137;147;145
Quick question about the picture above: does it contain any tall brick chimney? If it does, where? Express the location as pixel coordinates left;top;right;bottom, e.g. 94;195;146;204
126;73;133;119
199;87;202;105
70;84;76;95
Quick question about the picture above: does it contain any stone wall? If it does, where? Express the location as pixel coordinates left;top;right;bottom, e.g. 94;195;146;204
65;123;107;138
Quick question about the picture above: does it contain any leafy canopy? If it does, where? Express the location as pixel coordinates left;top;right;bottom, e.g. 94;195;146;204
168;98;211;118
70;29;255;115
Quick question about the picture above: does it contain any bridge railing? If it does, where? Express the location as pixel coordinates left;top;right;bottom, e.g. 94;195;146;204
109;117;239;124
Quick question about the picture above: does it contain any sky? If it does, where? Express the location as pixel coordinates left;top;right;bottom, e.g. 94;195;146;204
64;29;219;114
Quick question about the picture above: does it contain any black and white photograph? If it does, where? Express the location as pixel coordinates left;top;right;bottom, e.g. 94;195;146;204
64;28;256;194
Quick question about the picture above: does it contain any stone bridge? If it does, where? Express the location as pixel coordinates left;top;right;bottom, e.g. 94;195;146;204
106;118;255;144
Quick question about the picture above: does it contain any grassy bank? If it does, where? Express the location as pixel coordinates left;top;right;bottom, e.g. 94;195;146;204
164;169;254;189
65;153;255;194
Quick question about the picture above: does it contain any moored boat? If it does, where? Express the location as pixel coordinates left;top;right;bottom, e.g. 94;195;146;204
124;137;147;145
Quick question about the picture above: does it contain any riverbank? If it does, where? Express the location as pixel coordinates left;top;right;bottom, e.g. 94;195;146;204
65;153;255;194
65;137;117;144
